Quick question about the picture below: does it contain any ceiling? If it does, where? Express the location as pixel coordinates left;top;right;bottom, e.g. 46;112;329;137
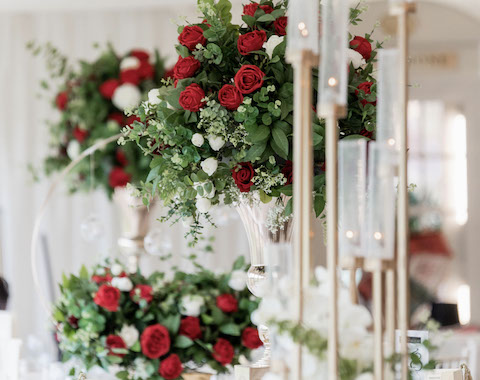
0;0;479;23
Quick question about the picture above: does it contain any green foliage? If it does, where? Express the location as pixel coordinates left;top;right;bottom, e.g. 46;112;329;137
122;0;379;242
54;256;258;377
28;42;166;197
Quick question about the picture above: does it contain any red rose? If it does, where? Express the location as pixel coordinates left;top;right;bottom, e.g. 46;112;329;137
159;354;183;380
108;167;131;188
130;284;153;303
99;79;120;99
216;294;238;313
237;30;267;56
56;91;68;110
281;160;293;185
164;67;175;80
93;284;120;312
179;317;202;340
260;4;274;13
213;338;234;365
140;324;171;359
234;65;265;94
173;56;201;80
360;129;374;139
178;25;207;51
73;126;88;143
67;316;79;328
179;83;206;112
126;115;141;129
106;335;127;357
243;2;259;16
138;60;154;80
218;84;243;110
274;16;288;36
130;49;150;61
121;69;141;85
231;162;255;192
355;81;376;106
108;112;124;125
91;274;112;284
241;327;263;349
116;150;128;167
350;36;372;61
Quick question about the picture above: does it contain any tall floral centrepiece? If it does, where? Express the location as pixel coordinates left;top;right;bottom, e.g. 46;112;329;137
30;43;169;197
55;257;261;379
123;0;379;241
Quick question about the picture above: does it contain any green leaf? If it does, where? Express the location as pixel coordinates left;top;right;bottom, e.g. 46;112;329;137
130;341;141;352
259;189;272;204
232;255;245;270
246;124;270;143
163;314;181;334
242;15;256;27
216;0;233;24
244;142;267;162
220;323;241;336
314;194;326;217
79;265;89;280
174;335;194;348
272;127;289;157
175;45;190;58
285;197;293;216
201;313;214;325
257;14;275;22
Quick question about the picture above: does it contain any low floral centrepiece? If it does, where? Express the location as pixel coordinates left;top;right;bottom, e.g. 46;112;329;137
122;0;380;240
30;43;169;196
54;256;261;379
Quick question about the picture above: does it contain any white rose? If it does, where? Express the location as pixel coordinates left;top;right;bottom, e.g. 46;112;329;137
112;84;141;111
120;56;140;70
263;35;285;59
148;88;161;105
67;140;81;160
111;264;123;276
119;325;139;348
191;133;205;147
132;358;149;379
200;157;218;176
196;198;212;213
228;270;247;291
207;135;225;151
180;295;204;317
112;277;133;292
347;48;366;69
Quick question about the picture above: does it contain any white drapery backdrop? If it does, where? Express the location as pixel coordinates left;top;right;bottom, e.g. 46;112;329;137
0;5;252;358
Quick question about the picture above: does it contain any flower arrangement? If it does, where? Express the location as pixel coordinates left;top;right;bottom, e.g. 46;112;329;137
122;0;380;240
29;42;169;196
54;256;261;379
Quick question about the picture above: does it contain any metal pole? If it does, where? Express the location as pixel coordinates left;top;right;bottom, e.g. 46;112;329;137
291;49;316;380
392;3;415;379
386;267;396;380
326;105;339;380
373;268;384;380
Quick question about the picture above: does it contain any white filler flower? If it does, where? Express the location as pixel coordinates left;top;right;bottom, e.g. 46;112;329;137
347;48;366;69
228;270;247;291
112;83;141;111
263;35;284;59
207;134;225;151
180;294;205;317
200;157;218;176
191;133;205;147
111;264;123;276
112;277;133;292
120;56;141;70
196;198;212;213
148;88;161;105
119;325;139;348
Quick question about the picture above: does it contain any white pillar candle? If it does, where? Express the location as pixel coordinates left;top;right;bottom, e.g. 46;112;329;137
317;0;349;111
286;0;319;55
338;139;367;258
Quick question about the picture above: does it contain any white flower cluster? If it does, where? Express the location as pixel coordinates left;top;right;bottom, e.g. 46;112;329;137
252;165;287;194
265;202;292;234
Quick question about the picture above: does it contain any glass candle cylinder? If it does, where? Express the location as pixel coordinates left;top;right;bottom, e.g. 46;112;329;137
376;49;401;150
366;142;397;260
286;0;319;55
338;139;367;257
317;0;349;110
